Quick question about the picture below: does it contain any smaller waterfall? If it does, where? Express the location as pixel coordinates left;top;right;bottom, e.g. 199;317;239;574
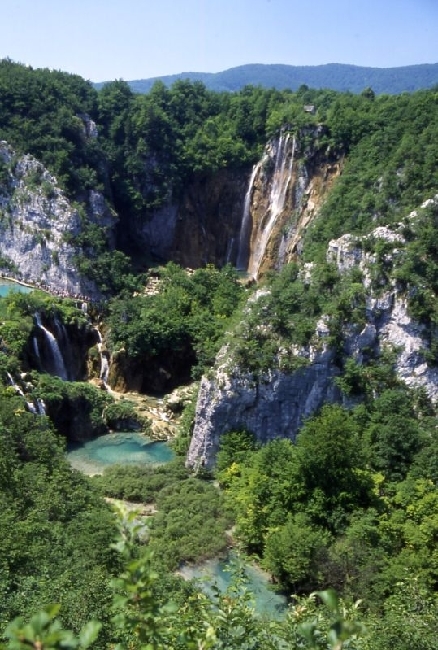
96;329;109;384
236;162;262;271
225;237;234;265
249;133;296;279
6;372;25;397
37;398;47;416
27;402;38;414
33;336;41;366
54;315;68;344
34;313;68;380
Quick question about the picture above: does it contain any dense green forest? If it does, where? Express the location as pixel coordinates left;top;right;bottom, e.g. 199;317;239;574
2;58;438;285
1;58;438;648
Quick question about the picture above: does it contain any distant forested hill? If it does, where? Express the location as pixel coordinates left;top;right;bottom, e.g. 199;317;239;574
95;62;438;94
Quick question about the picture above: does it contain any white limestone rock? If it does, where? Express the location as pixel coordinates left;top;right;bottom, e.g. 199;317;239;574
187;344;340;470
0;143;115;298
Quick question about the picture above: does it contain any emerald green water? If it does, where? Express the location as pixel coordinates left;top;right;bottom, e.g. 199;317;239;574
0;279;33;297
66;432;174;474
180;552;288;619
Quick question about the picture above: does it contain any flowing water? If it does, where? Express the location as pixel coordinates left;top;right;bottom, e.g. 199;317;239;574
1;279;283;616
248;133;296;279
96;328;109;383
66;432;174;474
236;162;262;271
179;552;288;619
34;312;68;380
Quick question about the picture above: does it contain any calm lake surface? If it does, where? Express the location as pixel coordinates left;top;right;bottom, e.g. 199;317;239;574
66;432;174;474
0;279;34;297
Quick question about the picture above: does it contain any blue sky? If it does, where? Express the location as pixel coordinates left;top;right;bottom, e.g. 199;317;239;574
2;0;437;82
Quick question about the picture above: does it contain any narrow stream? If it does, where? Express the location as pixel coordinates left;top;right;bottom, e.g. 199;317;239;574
179;552;288;619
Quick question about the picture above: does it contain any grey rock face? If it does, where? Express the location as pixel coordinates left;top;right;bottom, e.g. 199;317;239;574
187;346;340;470
329;215;438;402
0;143;115;298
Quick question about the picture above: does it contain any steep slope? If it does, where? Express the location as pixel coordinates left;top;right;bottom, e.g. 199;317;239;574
236;127;342;278
0;142;115;299
187;198;438;470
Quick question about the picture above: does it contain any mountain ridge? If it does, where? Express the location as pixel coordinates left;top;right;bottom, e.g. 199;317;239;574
95;62;438;95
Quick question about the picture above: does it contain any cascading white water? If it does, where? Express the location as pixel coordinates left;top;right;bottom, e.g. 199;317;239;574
34;313;68;380
236;161;262;271
33;336;41;366
54;315;68;344
248;133;296;279
7;372;25;396
96;329;109;384
37;398;46;416
225;237;234;265
100;355;109;384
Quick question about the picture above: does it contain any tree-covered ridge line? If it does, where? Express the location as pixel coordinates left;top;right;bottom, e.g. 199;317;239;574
2;58;438;295
95;61;438;95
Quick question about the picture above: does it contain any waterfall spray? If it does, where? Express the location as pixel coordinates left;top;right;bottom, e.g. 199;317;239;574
96;329;109;384
248;133;296;279
34;313;68;380
37;398;47;416
236;162;262;271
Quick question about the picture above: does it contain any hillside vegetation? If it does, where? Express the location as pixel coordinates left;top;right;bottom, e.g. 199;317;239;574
1;59;438;649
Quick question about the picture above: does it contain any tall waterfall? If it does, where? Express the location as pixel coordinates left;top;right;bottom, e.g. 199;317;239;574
248;132;296;279
34;313;68;380
236;162;262;271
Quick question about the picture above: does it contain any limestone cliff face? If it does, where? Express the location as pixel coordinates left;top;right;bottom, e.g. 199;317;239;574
0;142;115;298
129;129;341;274
238;128;342;278
187;199;438;470
327;205;438;403
186;346;340;470
0;128;339;293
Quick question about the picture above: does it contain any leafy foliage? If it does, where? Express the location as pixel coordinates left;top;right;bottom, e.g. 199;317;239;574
0;387;119;642
107;263;245;387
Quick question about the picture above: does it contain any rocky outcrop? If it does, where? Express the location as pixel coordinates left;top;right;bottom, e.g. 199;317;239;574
0;142;115;299
327;211;438;402
187;201;438;470
186;348;340;470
